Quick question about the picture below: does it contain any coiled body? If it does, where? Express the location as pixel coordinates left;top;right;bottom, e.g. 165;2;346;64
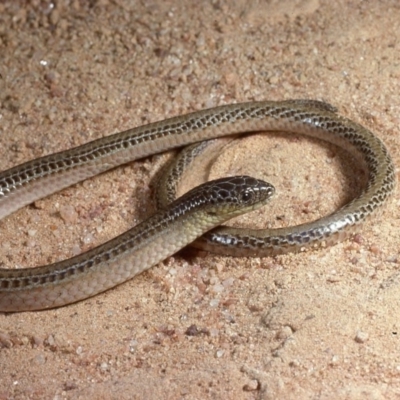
0;99;395;311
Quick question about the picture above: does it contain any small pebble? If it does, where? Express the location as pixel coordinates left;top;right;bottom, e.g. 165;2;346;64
100;362;108;371
59;204;78;224
32;354;46;365
215;349;225;358
0;332;12;348
82;233;94;245
355;330;369;343
46;335;55;347
243;379;259;391
209;299;219;308
212;283;224;293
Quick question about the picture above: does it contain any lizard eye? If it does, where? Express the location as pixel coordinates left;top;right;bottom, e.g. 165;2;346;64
240;189;254;203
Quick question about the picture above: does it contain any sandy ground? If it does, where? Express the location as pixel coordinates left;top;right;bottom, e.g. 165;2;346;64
0;0;400;399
